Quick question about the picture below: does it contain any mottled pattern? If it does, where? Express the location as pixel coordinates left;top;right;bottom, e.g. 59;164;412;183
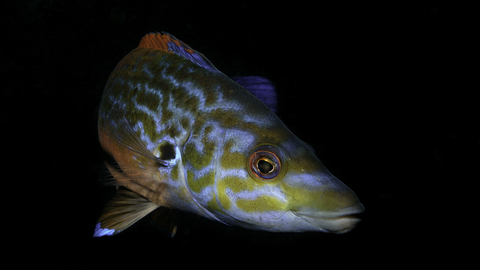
96;33;364;235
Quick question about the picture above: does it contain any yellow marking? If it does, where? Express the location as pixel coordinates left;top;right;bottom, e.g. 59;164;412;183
220;149;246;170
282;183;358;212
187;170;215;193
183;141;215;169
218;176;255;193
207;196;222;213
217;186;231;210
170;163;179;181
217;175;252;210
236;195;286;212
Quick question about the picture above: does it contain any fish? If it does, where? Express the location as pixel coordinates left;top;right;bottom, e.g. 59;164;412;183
94;32;364;237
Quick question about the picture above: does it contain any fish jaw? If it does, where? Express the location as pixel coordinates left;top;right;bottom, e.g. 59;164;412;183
220;204;364;233
290;204;365;233
278;170;365;233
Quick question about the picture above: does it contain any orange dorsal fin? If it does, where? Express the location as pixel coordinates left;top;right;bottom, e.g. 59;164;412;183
138;32;219;72
138;32;192;53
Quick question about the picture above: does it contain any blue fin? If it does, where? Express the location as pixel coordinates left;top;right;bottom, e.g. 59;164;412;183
94;223;116;237
233;76;278;113
138;32;219;73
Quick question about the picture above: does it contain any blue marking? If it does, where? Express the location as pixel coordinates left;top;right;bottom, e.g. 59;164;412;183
93;222;116;237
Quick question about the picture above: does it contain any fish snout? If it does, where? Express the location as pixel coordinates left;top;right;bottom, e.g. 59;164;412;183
282;172;365;233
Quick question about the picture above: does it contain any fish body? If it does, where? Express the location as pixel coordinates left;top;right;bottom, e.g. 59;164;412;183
94;33;364;237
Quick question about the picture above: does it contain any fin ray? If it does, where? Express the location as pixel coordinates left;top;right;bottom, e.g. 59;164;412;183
138;32;219;73
94;189;159;237
101;115;168;167
99;113;169;193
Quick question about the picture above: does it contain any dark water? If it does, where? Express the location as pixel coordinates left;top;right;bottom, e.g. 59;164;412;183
5;1;474;267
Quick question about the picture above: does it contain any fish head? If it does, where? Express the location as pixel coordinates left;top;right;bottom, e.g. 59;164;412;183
212;128;364;233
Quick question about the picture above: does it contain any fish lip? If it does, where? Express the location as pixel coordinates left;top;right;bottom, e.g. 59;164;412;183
292;203;365;233
294;203;365;219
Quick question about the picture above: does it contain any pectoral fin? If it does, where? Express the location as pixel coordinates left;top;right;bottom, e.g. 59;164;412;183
93;188;159;237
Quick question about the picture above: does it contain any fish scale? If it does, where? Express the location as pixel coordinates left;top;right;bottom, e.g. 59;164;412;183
94;32;364;237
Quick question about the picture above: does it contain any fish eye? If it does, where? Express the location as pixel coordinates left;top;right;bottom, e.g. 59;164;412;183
249;146;282;181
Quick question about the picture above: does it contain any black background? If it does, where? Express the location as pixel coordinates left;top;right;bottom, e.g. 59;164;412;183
4;1;475;267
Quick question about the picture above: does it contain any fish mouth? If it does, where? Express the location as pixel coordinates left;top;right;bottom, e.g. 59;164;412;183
293;203;365;233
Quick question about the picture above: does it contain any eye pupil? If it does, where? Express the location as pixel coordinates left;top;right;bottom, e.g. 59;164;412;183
258;159;273;174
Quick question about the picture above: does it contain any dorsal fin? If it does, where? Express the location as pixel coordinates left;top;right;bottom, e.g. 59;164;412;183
233;76;278;113
138;32;219;73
